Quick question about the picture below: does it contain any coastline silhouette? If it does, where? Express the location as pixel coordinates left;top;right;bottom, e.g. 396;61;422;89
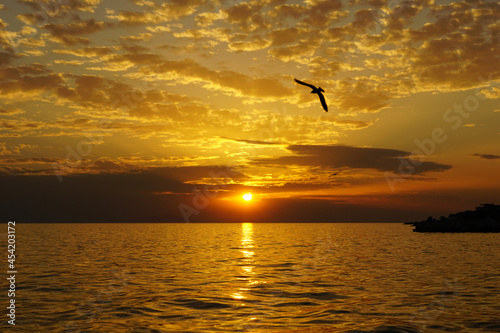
407;203;500;232
294;78;328;112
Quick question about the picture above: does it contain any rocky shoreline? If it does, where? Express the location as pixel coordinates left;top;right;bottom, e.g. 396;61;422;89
407;203;500;232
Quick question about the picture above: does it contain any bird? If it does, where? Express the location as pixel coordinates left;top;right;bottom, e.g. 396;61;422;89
294;78;328;112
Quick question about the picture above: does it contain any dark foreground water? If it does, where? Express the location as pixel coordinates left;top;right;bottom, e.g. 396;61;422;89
1;223;500;332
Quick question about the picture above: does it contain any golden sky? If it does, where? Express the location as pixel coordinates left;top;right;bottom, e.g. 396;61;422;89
1;0;499;222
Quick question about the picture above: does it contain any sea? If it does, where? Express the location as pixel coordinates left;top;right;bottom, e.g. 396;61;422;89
1;222;500;332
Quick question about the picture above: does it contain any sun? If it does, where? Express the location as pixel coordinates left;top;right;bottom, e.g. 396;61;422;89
242;193;253;201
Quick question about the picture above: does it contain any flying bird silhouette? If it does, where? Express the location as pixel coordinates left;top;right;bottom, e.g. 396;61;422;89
294;78;328;112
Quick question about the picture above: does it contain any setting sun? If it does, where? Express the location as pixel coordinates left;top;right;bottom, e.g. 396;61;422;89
243;193;253;201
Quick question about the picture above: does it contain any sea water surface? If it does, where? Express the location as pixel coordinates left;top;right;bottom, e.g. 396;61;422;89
2;223;500;332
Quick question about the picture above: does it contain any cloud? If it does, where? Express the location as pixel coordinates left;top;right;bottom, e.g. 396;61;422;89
54;45;165;71
17;0;102;22
0;51;19;66
0;143;12;156
120;32;152;42
107;11;164;26
268;4;308;22
406;0;500;90
334;79;393;112
228;35;270;52
472;153;500;160
0;26;22;65
107;0;206;26
301;0;343;28
1;156;62;164
148;58;293;99
0;143;34;156
106;52;164;67
55;74;148;110
1;118;45;132
478;86;500;100
307;56;350;79
223;2;267;32
251;144;452;175
0;107;25;116
0;64;64;99
268;27;304;47
221;137;283;146
54;46;114;57
42;18;110;45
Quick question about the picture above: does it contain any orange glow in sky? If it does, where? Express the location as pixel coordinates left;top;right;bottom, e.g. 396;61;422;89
1;1;499;222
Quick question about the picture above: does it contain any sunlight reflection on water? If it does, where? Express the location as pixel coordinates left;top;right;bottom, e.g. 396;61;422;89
3;223;500;332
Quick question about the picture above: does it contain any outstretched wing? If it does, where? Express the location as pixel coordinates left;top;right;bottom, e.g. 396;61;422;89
317;91;328;112
294;78;316;90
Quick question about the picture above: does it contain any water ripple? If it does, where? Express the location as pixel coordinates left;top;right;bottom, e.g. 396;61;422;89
3;223;499;332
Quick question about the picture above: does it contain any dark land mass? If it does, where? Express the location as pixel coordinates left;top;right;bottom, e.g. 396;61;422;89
406;203;500;232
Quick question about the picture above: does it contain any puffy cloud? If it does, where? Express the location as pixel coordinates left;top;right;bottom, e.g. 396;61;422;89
17;0;102;18
0;27;21;65
405;0;500;90
54;45;164;70
120;32;152;42
1;156;62;164
42;18;110;45
223;2;267;32
307;56;349;78
149;58;293;99
0;143;12;156
0;52;19;66
333;79;393;112
55;74;140;109
268;27;304;47
107;52;163;66
351;8;378;32
0;64;64;99
478;86;500;100
228;35;270;51
16;0;102;27
301;0;343;28
107;0;206;25
195;11;221;27
0;107;24;116
0;143;34;156
54;46;114;57
107;11;164;26
1;118;44;132
268;4;308;21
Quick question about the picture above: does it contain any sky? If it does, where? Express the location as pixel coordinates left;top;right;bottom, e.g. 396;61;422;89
0;0;499;223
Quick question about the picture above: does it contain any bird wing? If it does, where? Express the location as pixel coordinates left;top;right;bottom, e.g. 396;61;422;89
317;91;328;112
294;78;316;90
